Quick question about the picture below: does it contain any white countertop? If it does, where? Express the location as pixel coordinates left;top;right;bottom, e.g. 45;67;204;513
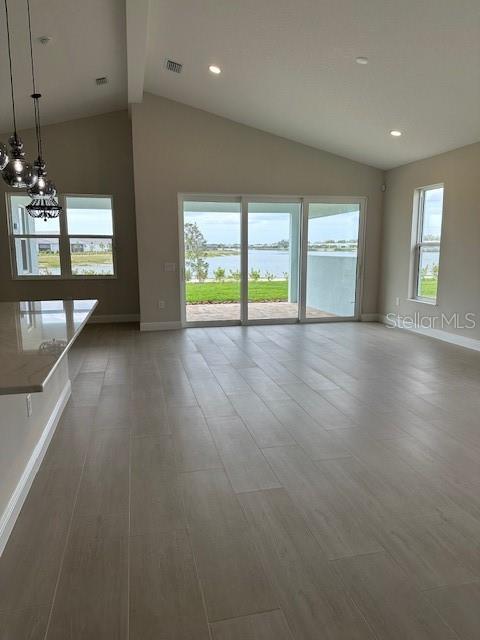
0;299;97;395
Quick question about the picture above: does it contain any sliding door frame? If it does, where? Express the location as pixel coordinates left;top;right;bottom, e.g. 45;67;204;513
178;194;243;328
178;193;367;328
243;195;302;326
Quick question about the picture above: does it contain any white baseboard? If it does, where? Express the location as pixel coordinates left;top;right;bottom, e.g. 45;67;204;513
140;320;182;332
379;314;480;352
88;313;139;324
0;380;71;556
143;317;381;330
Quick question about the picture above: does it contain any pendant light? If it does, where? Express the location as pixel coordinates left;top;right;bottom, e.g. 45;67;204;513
25;0;62;220
1;0;37;189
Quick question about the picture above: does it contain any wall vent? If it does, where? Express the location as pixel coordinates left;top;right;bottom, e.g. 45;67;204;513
165;59;183;74
95;76;108;86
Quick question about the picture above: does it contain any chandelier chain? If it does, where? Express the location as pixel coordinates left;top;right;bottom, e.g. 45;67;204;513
27;0;43;160
4;0;18;138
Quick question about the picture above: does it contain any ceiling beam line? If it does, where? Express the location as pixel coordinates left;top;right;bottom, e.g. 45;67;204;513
126;0;150;104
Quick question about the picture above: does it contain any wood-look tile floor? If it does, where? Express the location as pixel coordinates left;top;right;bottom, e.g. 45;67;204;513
1;322;480;639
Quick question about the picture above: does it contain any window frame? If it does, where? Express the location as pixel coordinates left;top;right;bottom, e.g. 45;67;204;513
411;183;444;304
6;192;117;280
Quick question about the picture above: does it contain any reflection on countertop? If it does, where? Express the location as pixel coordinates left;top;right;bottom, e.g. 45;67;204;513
0;299;97;395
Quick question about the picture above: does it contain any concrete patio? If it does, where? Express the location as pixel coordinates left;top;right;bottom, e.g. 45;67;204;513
186;302;333;322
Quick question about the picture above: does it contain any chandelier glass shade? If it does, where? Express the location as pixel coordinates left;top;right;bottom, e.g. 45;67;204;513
29;158;57;198
2;134;37;188
29;177;57;198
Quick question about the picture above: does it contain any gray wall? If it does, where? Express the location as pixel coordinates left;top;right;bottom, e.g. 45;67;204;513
379;141;480;340
0;111;139;319
132;94;385;326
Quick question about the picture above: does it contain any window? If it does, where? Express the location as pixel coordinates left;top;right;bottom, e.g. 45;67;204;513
7;194;116;279
65;196;115;276
8;194;61;277
412;185;444;302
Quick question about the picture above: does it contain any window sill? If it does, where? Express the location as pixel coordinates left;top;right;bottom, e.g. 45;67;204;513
407;297;438;306
12;275;117;281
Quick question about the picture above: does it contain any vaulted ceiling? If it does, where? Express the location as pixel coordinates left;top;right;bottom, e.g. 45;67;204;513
1;0;480;170
0;0;127;134
143;0;480;169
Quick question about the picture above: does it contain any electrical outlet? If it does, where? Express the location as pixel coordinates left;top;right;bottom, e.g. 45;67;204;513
158;300;165;309
395;297;400;307
164;262;176;272
26;394;33;417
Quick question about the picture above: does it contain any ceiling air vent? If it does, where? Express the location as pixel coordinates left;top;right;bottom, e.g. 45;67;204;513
165;59;183;74
95;76;108;86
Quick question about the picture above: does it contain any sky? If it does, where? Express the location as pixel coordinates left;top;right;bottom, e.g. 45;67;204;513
422;187;444;239
185;210;360;244
27;209;113;235
66;209;113;235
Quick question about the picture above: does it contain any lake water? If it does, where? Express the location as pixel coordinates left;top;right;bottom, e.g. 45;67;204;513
200;249;357;278
37;248;438;279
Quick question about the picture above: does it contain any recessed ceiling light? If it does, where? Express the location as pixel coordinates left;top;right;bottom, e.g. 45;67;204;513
390;130;403;137
209;65;222;75
355;56;368;65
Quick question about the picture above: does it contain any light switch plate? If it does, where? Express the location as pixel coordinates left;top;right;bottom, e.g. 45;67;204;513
164;262;176;272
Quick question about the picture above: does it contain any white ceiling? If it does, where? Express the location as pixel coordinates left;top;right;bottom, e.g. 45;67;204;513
145;0;480;169
0;0;127;135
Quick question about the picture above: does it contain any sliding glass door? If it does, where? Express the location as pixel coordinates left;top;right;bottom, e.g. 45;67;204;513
247;201;301;321
182;199;241;323
302;200;362;319
181;196;364;326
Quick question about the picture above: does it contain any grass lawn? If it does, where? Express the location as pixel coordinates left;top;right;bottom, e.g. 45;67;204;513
71;252;113;266
418;276;438;299
39;252;113;267
186;280;288;303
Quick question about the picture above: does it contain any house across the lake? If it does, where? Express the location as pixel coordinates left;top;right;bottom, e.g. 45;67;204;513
38;241;60;253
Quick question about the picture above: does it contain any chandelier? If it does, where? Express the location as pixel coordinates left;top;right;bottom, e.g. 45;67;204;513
1;0;62;220
1;0;37;189
27;195;62;221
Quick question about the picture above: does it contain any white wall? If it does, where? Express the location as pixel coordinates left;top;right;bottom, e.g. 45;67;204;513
379;141;480;341
132;94;385;325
